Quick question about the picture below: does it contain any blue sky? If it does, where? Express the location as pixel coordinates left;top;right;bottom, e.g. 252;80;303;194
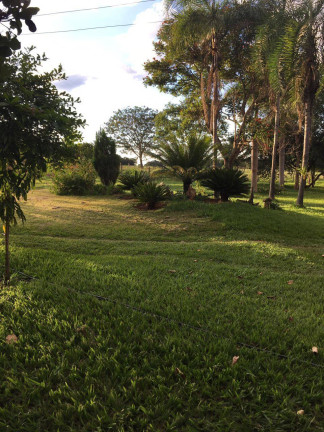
20;0;174;142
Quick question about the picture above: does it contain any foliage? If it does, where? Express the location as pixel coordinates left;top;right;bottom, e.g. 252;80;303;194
120;157;136;166
0;0;39;57
105;106;157;168
0;48;84;280
93;129;120;186
75;143;94;161
52;161;96;196
134;181;172;209
199;168;250;201
151;134;212;193
118;170;150;194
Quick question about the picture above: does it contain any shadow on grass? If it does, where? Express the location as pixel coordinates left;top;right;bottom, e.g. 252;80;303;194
166;199;324;247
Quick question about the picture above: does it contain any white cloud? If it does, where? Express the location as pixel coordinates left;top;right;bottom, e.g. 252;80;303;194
19;0;174;142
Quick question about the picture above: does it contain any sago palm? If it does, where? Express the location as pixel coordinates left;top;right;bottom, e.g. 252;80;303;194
152;134;212;193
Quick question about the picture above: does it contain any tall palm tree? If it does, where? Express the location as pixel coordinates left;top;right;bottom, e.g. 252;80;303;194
165;0;258;167
253;7;291;200
283;0;324;206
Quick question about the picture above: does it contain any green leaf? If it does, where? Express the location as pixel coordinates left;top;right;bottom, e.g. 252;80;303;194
9;37;21;51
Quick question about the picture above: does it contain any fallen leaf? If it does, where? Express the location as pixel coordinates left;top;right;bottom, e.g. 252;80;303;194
312;346;319;354
232;356;240;365
6;334;18;344
193;259;198;263
288;316;294;322
169;270;177;273
240;290;244;295
297;410;304;416
287;280;294;285
76;325;88;333
257;291;263;295
260;272;263;275
175;367;186;378
237;275;243;280
197;249;201;252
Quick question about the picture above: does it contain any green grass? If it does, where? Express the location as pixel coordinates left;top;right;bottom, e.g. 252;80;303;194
0;177;324;431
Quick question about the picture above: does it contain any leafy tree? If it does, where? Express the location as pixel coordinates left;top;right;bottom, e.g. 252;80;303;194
145;0;264;167
105;106;157;168
151;134;212;193
93;129;120;186
0;49;84;283
0;0;39;57
75;143;94;161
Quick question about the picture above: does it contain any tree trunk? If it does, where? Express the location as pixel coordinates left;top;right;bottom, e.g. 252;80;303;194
296;100;312;207
279;141;285;188
269;95;280;200
183;180;191;194
294;151;300;190
4;220;10;284
251;138;258;193
139;154;143;169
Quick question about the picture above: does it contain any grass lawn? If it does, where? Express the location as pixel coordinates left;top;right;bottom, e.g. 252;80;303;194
0;176;323;431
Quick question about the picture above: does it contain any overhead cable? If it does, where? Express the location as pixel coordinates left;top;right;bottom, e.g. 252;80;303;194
38;0;157;17
21;20;163;35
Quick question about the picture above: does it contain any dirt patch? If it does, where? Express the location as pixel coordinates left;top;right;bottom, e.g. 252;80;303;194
134;202;167;211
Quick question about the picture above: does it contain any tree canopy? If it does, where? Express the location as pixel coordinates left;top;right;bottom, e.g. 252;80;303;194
105;106;157;168
0;48;84;281
0;0;39;57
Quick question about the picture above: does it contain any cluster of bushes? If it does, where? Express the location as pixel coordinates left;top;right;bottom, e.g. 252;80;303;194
51;128;250;207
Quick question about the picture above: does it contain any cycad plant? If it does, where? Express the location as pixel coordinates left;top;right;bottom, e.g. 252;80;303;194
199;168;249;202
118;170;150;195
152;134;212;193
134;182;172;210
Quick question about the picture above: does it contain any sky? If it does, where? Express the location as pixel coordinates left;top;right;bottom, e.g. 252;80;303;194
19;0;175;143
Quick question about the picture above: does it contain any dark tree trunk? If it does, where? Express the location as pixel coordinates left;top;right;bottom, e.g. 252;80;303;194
279;141;285;188
183;180;192;194
251;138;258;193
269;95;280;200
4;220;10;284
294;151;301;190
296;100;312;207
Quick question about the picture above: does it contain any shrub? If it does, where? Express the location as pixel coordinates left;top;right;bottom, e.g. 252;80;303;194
94;129;120;186
52;160;96;195
199;168;250;201
134;182;171;209
118;170;150;194
150;134;212;193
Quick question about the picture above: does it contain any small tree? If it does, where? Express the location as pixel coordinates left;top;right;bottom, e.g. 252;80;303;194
93;129;120;186
105;106;157;168
0;48;84;283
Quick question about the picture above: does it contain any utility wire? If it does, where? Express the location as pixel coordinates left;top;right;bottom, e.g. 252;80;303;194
5;267;324;370
21;20;163;35
37;0;157;17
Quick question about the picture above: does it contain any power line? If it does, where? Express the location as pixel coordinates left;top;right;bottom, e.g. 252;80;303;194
37;0;157;17
21;20;163;35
